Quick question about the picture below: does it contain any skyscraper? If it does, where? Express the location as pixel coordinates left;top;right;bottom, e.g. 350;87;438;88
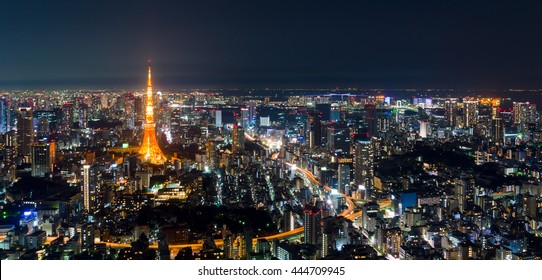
463;101;479;128
247;101;257;127
513;102;537;133
303;205;322;245
362;104;377;138
444;100;457;128
307;111;322;148
492;117;503;144
337;163;351;195
241;108;249;128
31;142;54;177
215;110;222;128
513;102;537;124
2;131;17;166
326;123;349;153
232;124;245;154
284;208;295;232
419;119;429;138
139;61;167;165
16;107;34;162
454;178;467;213
354;138;374;199
0;97;9;133
83;164;91;212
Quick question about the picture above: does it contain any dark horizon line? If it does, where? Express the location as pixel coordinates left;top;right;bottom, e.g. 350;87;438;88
2;86;542;92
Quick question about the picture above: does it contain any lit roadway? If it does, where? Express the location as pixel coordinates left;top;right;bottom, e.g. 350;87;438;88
100;152;390;258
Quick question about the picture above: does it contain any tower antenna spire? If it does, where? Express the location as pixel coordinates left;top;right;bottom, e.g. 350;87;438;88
147;60;152;88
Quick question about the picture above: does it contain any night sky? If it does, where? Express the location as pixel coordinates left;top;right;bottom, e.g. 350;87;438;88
1;0;542;89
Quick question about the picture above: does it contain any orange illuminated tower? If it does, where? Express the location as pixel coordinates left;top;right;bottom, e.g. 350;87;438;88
139;61;167;164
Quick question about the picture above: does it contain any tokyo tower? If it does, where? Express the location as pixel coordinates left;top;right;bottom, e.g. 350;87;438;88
138;61;167;164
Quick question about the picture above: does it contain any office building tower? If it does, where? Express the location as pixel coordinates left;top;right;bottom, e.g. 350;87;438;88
83;164;91;212
2;131;17;166
492;117;503;144
215;110;222;128
316;103;331;122
524;195;538;219
36;118;49;139
307;111;322;148
419;119;429;138
303;205;322;245
241;108;249;128
0;97;9;133
248;101;256;127
454;179;467;213
362;104;377;138
326;123;349;153
31;142;54;177
354;138;374;199
206;140;217;171
463;101;479;128
16;107;34;162
124;92;136;129
513;102;537;124
337;163;351;195
445;100;457;127
232;124;245;154
513;102;537;133
284;209;295;232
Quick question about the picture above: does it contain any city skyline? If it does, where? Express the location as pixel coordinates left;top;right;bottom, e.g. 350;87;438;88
2;0;542;89
1;0;541;263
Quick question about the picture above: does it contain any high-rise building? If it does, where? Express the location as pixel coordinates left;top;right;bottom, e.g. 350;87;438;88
492;117;503;144
513;102;537;133
124;92;136;129
139;61;167;164
419;119;429;138
513;102;537;124
284;208;295;232
362;104;377;138
463;101;479;128
36;118;49;139
206;140;217;171
240;108;249;128
62;102;74;130
31;142;54;177
247;101;257;127
16;107;34;162
303;205;322;245
232;124;245;154
362;202;380;232
326;123;349;153
354;138;374;199
445;100;457;127
83;164;91;212
337;163;351;195
215;110;222;128
454;178;467;213
524;195;538;219
34;110;59;134
307;111;322;148
2;131;17;166
316;103;331;122
0;97;9;133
